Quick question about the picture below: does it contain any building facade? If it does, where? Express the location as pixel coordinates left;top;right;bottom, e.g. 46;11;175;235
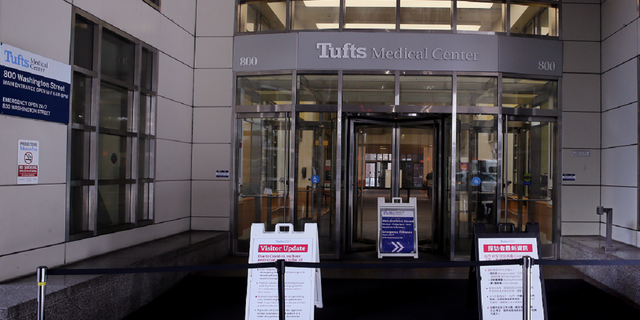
0;0;637;282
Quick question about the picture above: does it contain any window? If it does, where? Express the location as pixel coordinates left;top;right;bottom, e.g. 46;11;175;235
238;0;287;32
70;13;157;238
502;78;557;109
236;74;293;105
143;0;161;11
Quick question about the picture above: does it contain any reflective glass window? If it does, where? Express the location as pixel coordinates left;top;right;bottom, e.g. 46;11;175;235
342;74;395;105
399;74;452;106
344;0;396;29
239;0;287;32
297;74;339;104
73;16;94;71
72;72;92;125
99;82;130;131
510;3;558;36
502;78;557;109
400;0;452;30
292;0;340;30
456;1;505;32
98;134;129;180
101;30;135;84
236;74;293;105
457;76;497;106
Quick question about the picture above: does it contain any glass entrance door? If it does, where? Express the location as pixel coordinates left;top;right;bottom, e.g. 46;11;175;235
503;116;556;257
348;119;437;252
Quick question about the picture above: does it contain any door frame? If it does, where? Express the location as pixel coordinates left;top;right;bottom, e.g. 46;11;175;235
345;116;442;253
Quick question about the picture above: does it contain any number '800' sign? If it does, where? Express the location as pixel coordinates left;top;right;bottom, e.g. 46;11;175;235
239;56;258;67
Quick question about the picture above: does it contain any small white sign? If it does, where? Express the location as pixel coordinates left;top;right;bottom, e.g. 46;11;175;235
17;139;39;184
478;237;544;320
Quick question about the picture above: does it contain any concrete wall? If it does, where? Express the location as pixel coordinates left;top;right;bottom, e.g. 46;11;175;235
561;0;640;248
190;0;235;232
599;0;639;245
0;0;233;282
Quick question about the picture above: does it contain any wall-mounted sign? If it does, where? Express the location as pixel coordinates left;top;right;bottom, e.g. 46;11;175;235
572;150;591;157
17;139;39;184
216;170;229;178
233;33;562;76
1;43;71;124
562;174;576;182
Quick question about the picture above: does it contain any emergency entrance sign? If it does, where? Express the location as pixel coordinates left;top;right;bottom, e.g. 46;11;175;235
378;197;418;258
246;223;322;320
17;139;39;184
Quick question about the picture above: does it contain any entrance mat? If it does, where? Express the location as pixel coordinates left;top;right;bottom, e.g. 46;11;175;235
125;277;640;320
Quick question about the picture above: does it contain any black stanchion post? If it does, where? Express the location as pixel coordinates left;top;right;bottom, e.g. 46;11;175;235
37;266;48;320
276;259;286;320
522;256;532;320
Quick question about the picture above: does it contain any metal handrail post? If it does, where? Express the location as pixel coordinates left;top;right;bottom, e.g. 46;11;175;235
37;266;48;320
276;259;286;320
522;256;532;320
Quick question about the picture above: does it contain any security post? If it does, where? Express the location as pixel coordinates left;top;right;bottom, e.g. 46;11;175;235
37;266;48;320
596;206;616;252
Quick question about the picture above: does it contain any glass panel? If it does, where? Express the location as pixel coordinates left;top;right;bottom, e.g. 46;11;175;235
98;133;129;180
297;74;339;104
456;1;505;32
354;125;393;247
101;30;135;84
70;185;91;234
140;94;154;134
73;15;94;71
99;82;129;131
236;74;293;105
296;112;337;255
400;0;452;30
399;75;452;106
510;3;558;36
141;48;154;91
345;0;396;29
236;117;290;252
342;74;395;105
457;76;497;107
238;0;287;32
97;184;128;229
71;129;89;180
502;78;557;110
137;182;153;221
138;138;152;179
72;73;92;125
399;126;435;249
504;120;554;245
292;0;340;30
454;114;498;258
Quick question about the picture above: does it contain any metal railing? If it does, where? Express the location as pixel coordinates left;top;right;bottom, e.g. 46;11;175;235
33;257;640;320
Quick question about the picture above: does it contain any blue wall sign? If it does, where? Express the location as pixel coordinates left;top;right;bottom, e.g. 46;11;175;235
471;176;482;186
1;43;71;124
310;174;320;184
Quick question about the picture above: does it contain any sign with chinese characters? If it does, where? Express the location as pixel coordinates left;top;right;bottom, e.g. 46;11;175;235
17;139;39;184
378;197;418;259
1;43;71;124
478;237;545;320
246;223;322;320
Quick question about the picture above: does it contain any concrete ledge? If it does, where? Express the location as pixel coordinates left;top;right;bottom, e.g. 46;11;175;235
0;231;229;320
561;236;640;306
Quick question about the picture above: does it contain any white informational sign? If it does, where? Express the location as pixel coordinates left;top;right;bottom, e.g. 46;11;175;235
246;223;322;320
478;237;544;320
378;197;418;259
17;139;39;184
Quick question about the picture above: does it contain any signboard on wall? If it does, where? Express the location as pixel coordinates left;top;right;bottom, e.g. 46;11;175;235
17;139;39;184
233;32;562;76
0;43;71;124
